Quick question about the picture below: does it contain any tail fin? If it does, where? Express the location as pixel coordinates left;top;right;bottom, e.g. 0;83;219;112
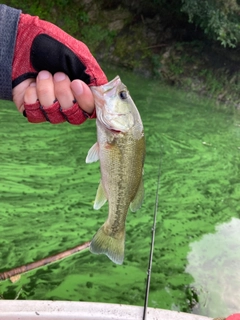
90;223;125;265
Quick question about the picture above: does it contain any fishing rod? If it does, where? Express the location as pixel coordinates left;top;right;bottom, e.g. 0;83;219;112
142;158;161;320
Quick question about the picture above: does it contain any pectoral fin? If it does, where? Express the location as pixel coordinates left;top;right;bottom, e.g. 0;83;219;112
94;180;107;210
130;177;144;212
86;142;99;163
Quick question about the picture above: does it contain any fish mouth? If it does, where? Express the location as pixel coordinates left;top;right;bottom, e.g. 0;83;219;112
98;111;134;133
101;76;121;95
109;128;122;133
106;121;126;134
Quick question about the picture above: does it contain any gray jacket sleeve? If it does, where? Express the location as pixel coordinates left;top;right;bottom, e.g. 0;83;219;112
0;5;21;101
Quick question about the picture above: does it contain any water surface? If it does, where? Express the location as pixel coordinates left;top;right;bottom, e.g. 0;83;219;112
0;68;240;318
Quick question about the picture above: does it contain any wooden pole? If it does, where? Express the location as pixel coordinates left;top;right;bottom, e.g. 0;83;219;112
0;241;90;281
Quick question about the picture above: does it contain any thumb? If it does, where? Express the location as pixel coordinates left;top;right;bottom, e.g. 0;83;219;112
71;80;95;115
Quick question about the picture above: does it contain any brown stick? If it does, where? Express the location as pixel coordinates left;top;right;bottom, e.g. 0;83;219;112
145;44;167;49
0;241;90;281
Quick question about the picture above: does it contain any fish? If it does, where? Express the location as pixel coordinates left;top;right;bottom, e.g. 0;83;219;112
86;75;145;265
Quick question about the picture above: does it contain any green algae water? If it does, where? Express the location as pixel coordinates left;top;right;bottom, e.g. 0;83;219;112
0;68;240;318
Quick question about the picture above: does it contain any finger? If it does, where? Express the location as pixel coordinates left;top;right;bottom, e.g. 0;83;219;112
36;71;55;107
23;82;46;123
24;82;37;104
12;78;36;113
70;80;95;114
53;72;74;109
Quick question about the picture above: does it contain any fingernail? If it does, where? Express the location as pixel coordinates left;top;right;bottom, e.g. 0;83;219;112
54;72;66;82
38;71;50;80
71;80;83;95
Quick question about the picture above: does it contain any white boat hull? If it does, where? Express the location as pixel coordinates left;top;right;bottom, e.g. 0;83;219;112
0;300;211;320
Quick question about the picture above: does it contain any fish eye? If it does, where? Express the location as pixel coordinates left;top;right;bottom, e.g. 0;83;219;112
119;90;128;100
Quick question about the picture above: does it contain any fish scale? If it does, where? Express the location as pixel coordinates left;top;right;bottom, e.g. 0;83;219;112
101;131;144;228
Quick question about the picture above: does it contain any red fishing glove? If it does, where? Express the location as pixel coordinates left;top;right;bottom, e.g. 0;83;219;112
13;13;108;124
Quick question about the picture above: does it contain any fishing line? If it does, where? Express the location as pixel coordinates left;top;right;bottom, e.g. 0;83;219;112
142;156;161;320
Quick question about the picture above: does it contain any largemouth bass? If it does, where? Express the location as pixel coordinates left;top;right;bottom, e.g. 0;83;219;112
86;75;145;264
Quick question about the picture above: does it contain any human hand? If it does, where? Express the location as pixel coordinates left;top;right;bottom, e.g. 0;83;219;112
13;13;107;88
10;11;107;123
13;71;95;124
